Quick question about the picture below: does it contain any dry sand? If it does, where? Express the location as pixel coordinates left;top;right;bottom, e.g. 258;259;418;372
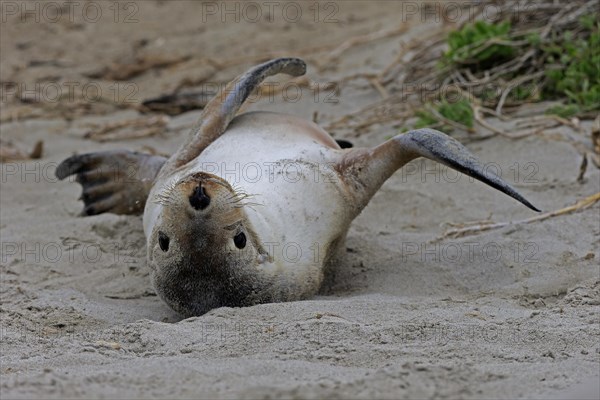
1;1;599;399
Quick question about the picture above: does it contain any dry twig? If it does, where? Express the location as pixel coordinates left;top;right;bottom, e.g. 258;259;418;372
435;192;600;241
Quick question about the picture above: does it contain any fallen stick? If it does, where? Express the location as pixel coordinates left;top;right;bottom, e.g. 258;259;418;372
435;192;600;241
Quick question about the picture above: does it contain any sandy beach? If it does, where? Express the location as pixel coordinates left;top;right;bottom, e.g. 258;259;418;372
1;1;599;399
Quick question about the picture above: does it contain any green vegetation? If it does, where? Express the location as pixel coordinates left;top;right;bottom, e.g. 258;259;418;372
417;14;599;130
545;104;581;118
443;21;515;68
414;109;437;129
542;16;600;116
415;99;474;131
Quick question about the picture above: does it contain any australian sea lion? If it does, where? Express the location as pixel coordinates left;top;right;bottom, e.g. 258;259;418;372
56;58;539;316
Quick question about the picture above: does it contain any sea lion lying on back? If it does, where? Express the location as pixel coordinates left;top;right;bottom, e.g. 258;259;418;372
56;58;539;316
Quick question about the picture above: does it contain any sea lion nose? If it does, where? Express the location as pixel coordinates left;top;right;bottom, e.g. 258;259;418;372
189;185;210;210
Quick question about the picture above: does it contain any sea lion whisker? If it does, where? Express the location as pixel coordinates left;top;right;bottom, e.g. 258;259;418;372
153;178;180;204
227;195;252;204
223;221;243;231
225;191;256;206
153;191;176;206
232;202;263;212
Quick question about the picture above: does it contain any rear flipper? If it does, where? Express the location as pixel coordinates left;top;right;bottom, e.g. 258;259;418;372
162;58;307;176
56;150;166;216
338;128;540;213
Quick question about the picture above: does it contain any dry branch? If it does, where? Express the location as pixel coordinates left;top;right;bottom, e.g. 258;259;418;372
435;192;600;241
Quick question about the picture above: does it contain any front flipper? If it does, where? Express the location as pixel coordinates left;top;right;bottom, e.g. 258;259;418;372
56;150;166;216
337;128;540;213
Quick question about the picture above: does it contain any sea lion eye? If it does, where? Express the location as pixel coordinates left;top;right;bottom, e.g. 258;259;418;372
234;232;246;249
158;231;170;252
189;185;210;210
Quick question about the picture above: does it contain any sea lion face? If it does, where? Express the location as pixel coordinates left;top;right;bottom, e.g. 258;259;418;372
147;172;267;316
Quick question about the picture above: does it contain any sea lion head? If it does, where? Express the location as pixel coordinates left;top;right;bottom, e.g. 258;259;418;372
147;172;269;317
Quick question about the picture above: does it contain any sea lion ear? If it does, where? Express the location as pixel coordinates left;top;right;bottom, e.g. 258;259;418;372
335;128;540;214
335;139;353;149
161;58;307;176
